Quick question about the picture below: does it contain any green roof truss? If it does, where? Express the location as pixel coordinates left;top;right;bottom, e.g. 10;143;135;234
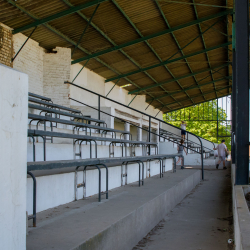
71;10;233;65
105;42;232;83
12;0;109;34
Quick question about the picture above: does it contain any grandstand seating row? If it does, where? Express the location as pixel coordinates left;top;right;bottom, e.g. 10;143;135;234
26;92;186;227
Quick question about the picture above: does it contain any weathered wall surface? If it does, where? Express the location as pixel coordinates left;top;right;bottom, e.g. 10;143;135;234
13;33;44;95
0;23;13;67
0;64;28;250
43;47;71;106
1;25;163;121
70;63;163;120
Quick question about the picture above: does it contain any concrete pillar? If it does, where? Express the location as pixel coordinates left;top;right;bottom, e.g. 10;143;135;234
43;47;71;107
137;126;142;141
124;122;130;141
0;64;28;250
137;120;142;142
235;0;249;184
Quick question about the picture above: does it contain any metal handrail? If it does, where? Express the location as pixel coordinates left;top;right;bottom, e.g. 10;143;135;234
64;81;218;180
65;81;214;147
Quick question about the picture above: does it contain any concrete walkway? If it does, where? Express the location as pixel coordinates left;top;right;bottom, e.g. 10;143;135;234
132;163;233;250
26;168;201;250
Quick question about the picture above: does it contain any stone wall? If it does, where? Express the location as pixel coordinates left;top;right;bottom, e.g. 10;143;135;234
43;47;71;107
0;24;13;67
13;33;44;95
1;24;163;119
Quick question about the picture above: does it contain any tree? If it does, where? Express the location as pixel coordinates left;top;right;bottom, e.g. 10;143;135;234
163;101;231;150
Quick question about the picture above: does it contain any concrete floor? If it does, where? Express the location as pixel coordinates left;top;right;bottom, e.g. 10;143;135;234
26;168;201;250
132;163;233;250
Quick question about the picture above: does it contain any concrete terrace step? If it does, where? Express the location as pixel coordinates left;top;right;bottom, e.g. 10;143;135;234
132;164;232;250
27;168;201;250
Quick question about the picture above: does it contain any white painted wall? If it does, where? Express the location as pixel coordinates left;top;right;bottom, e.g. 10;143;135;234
70;64;163;120
43;47;71;107
159;142;177;155
0;64;28;250
26;159;173;214
13;33;44;95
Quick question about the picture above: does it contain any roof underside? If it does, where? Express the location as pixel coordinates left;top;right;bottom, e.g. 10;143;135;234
0;0;233;113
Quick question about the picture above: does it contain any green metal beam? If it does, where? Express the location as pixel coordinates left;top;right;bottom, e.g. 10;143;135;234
59;0;167;107
155;1;220;102
71;10;232;64
71;3;100;57
156;3;224;104
12;0;109;34
111;0;183;106
155;85;231;109
158;1;232;9
192;0;216;99
7;0;165;109
106;42;231;83
129;63;229;94
147;76;232;102
164;93;230;113
154;0;196;103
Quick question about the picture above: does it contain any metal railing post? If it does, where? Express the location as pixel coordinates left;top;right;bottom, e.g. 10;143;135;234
148;117;151;155
196;136;204;180
65;81;213;175
98;95;100;121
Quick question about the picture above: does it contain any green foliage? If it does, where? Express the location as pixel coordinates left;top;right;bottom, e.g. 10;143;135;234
163;101;231;150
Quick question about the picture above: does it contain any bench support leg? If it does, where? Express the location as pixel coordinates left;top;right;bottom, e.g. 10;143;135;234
27;171;36;227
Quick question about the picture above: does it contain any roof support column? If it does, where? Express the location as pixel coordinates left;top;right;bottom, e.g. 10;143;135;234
231;21;236;165
235;0;249;185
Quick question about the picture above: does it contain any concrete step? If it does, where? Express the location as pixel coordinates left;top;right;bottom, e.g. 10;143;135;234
27;142;157;162
26;168;201;250
132;164;232;250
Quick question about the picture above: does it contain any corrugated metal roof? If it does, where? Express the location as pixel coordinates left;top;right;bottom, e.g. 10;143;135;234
0;0;233;112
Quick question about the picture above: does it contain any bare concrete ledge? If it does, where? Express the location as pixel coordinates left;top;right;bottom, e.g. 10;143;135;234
232;164;250;250
27;168;201;250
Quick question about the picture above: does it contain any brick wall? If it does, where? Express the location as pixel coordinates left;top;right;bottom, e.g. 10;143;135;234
13;33;44;95
43;47;71;107
0;24;13;67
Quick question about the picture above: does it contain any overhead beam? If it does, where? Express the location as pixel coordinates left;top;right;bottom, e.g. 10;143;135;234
111;0;184;106
105;42;232;83
192;0;216;99
155;0;205;102
128;63;229;95
155;85;231;109
7;0;164;108
72;10;232;64
12;0;109;34
58;0;167;107
164;93;230;113
147;76;232;102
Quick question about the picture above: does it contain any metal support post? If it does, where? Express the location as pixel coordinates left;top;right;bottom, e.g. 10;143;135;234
148;117;151;155
217;99;219;142
235;0;249;185
98;95;100;121
106;79;120;97
12;27;37;62
71;3;100;57
232;51;236;164
128;93;138;106
72;59;90;83
231;21;236;164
